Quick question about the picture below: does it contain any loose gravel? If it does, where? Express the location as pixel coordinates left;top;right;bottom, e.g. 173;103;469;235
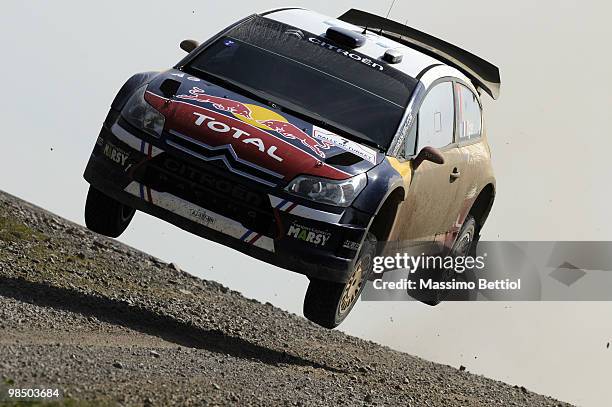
0;191;572;406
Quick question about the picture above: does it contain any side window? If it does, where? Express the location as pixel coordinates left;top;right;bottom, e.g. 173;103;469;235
416;82;455;152
457;84;482;141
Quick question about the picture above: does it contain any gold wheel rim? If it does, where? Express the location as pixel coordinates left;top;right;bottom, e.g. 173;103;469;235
339;255;369;314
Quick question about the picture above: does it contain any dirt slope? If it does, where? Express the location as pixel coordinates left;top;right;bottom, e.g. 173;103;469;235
0;191;570;406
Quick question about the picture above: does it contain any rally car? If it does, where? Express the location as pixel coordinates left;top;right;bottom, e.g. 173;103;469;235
83;8;500;328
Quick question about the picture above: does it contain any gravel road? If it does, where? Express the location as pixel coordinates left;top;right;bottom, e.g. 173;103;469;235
0;191;571;406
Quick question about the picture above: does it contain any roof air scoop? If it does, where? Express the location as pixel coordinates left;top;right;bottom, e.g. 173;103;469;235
382;49;403;64
325;26;366;48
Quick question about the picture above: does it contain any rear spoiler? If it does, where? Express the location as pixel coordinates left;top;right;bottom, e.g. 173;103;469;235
338;9;501;100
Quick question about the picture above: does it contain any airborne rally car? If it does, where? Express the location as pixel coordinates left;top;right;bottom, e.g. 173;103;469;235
84;8;500;328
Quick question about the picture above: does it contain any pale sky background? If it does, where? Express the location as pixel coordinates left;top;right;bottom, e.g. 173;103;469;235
1;1;611;406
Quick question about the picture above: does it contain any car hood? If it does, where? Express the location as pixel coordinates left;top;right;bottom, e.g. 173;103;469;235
144;70;382;184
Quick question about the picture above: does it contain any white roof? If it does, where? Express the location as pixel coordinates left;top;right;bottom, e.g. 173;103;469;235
263;8;444;79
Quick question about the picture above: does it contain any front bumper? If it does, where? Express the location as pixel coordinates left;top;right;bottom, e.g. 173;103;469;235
83;112;370;283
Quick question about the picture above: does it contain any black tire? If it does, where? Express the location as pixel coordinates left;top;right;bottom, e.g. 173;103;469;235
453;215;477;259
411;215;478;306
84;186;135;238
303;233;377;329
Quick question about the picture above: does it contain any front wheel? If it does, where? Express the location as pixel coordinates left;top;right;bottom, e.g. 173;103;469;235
85;186;135;238
303;233;376;329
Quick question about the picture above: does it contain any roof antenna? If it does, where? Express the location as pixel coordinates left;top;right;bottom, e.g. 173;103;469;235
385;0;397;20
378;0;396;35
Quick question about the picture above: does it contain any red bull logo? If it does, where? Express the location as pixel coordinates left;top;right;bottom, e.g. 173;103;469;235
177;87;253;119
145;89;353;181
259;120;331;158
177;87;333;158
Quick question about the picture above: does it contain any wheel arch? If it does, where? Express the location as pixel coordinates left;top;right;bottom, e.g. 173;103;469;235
469;183;495;231
368;187;405;243
110;71;160;111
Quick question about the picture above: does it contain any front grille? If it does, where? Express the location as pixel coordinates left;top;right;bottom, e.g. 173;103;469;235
165;130;283;188
136;153;276;238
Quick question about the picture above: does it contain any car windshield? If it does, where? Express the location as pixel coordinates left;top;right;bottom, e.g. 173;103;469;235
184;16;418;150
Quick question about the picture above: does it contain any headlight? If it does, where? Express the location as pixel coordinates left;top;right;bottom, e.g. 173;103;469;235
285;173;367;207
121;85;165;137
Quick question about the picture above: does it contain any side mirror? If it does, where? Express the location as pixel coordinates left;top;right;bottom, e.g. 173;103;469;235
180;39;200;53
413;146;445;169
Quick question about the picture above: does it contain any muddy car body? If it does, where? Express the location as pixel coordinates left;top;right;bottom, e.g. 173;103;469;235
84;8;500;328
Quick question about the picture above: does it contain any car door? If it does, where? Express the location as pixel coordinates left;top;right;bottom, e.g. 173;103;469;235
388;81;468;247
452;82;490;234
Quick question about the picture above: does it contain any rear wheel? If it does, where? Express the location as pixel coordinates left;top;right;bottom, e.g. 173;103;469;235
411;215;478;306
303;233;376;329
85;186;135;238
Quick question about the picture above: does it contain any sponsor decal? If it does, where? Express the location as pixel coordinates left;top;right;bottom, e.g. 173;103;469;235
391;113;415;157
145;90;352;180
171;72;201;82
102;142;129;166
312;126;377;164
260;120;331;158
342;240;361;251
308;37;384;71
178;87;254;119
392;134;405;157
189;208;216;226
286;222;331;247
177;87;332;159
124;182;275;252
191;112;284;162
161;157;264;207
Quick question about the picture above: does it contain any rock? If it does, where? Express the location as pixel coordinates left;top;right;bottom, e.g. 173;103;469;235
112;362;124;369
459;365;466;372
212;383;221;390
169;263;181;272
150;350;160;358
